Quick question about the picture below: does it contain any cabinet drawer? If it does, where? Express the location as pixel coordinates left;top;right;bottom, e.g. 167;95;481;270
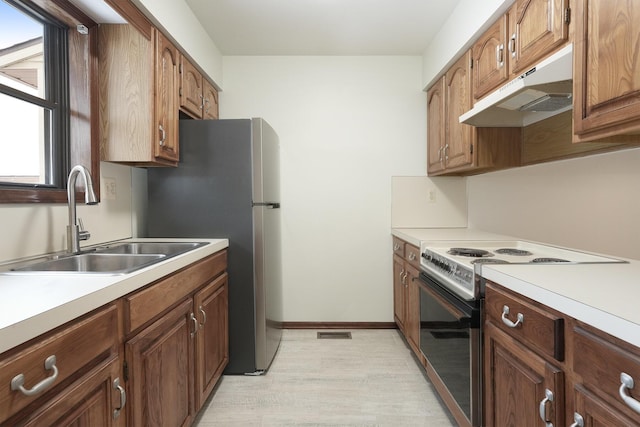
485;282;564;361
0;304;118;423
405;244;421;268
392;237;405;258
573;324;640;421
124;250;227;334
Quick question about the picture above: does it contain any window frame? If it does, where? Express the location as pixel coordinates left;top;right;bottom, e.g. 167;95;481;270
0;0;99;204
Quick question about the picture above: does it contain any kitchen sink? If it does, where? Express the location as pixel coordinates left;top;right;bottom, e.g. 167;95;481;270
8;253;166;274
1;241;209;275
96;241;207;256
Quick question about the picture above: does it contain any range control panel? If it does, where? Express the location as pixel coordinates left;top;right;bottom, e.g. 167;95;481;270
420;249;474;296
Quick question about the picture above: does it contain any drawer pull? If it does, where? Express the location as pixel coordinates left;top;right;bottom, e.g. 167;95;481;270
393;243;400;251
538;388;554;427
408;252;416;261
113;377;126;419
199;305;207;326
570;412;584;427
11;355;59;397
501;305;524;328
620;372;640;414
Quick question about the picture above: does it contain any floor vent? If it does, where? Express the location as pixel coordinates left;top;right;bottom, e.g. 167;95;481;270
317;331;352;339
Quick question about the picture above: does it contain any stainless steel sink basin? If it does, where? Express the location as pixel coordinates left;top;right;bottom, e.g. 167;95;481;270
0;241;208;275
9;253;166;274
97;241;207;256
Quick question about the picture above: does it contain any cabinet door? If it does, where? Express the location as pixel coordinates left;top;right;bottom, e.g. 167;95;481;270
155;31;180;163
179;56;203;119
405;264;420;353
393;254;407;332
573;0;640;141
126;299;195;427
484;321;564;427
445;50;474;171
473;15;508;100
194;273;229;410
573;385;638;427
427;77;445;175
13;356;124;427
508;0;569;74
202;79;219;120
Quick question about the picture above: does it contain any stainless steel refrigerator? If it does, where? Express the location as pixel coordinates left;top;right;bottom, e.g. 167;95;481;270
146;118;282;375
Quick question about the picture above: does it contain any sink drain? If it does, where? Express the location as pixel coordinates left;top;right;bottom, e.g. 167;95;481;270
317;331;352;339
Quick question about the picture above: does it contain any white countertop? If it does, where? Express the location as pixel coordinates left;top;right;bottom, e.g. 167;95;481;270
392;228;640;348
392;227;516;247
0;238;228;354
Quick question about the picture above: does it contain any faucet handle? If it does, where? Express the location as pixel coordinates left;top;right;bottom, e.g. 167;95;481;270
78;218;91;241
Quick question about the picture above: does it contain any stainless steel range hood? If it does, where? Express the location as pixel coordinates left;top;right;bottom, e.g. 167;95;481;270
460;43;573;127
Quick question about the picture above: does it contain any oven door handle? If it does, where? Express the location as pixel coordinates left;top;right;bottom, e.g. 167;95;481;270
419;278;472;323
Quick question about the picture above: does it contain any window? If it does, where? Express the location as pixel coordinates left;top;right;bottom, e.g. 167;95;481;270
0;0;69;189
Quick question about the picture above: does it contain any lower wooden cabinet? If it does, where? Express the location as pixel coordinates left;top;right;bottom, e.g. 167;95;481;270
126;299;195;427
16;356;125;427
194;273;229;410
484;321;564;427
392;237;420;355
0;249;229;427
484;281;640;427
124;251;229;426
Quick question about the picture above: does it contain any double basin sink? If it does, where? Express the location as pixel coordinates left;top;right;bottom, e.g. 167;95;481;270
2;242;208;275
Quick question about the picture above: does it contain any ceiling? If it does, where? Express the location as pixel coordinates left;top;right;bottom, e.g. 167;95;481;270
184;0;462;55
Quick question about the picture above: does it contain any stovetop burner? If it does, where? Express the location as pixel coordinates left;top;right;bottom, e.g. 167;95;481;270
495;248;533;256
531;257;570;263
471;258;509;265
447;248;493;258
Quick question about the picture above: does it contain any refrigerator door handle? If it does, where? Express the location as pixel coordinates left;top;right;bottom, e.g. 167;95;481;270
252;202;280;209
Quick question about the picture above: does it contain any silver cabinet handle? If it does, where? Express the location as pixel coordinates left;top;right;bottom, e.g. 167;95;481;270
509;33;516;57
199;305;207;326
402;272;408;287
11;355;59;397
393;243;400;251
620;372;640;414
190;312;198;338
159;124;166;146
113;377;126;419
438;146;444;163
399;268;405;284
444;143;449;161
538;388;554;427
501;305;524;328
570;412;584;427
408;252;416;261
496;43;505;67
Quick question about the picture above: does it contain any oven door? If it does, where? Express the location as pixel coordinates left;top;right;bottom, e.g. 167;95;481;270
419;272;481;427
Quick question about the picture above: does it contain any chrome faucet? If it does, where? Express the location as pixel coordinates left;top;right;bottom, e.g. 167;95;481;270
67;165;98;254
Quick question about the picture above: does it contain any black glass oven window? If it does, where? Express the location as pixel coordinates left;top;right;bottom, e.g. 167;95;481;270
420;288;471;419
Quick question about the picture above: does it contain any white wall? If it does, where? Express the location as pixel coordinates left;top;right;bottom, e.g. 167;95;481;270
0;162;134;262
134;0;223;87
421;0;513;88
468;147;640;260
221;56;426;322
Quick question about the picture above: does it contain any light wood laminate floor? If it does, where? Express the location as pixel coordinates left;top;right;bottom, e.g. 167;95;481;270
194;329;456;426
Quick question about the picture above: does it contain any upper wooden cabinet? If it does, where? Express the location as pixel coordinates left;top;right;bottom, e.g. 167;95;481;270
203;79;220;120
445;50;475;171
99;24;180;166
427;77;446;174
472;16;509;100
508;0;570;74
179;55;220;120
155;31;180;163
427;50;521;176
573;0;640;142
179;56;204;118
